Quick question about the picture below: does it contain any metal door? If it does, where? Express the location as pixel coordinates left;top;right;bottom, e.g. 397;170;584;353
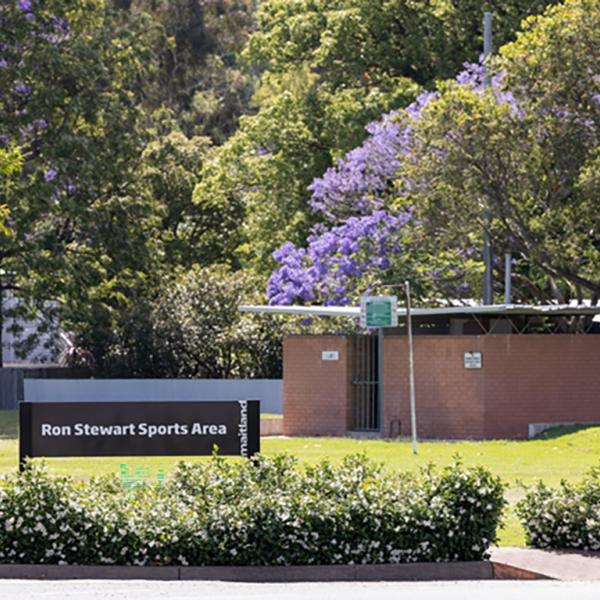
351;334;379;431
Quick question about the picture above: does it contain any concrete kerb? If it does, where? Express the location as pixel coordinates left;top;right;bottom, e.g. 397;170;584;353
0;561;523;582
490;547;600;581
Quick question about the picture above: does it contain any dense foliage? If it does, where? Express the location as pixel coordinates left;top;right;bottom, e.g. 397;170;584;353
150;265;293;378
407;0;600;304
0;0;166;364
0;456;506;565
200;0;560;275
269;0;600;307
107;0;257;144
516;466;600;551
1;0;594;374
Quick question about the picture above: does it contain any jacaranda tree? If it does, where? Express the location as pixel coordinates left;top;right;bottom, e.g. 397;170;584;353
268;0;600;306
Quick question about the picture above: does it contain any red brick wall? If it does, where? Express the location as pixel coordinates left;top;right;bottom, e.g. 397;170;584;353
384;335;600;439
283;335;352;436
284;334;600;439
383;336;486;440
481;336;600;438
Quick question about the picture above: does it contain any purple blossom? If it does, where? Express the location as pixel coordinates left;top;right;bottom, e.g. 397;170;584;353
50;16;69;36
15;82;31;95
17;0;32;12
456;61;523;117
268;210;408;305
455;61;485;87
591;94;600;107
309;90;437;223
44;168;57;182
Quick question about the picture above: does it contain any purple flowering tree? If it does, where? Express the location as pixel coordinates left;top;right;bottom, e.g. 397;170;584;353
268;210;412;305
267;60;510;306
268;0;600;310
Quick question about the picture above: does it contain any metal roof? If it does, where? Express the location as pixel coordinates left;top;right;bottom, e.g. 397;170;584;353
239;303;600;319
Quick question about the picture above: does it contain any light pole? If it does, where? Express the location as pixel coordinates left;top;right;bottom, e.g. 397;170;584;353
482;12;494;305
404;281;418;454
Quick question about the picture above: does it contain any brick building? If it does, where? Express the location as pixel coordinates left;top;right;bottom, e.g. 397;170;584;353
242;304;600;440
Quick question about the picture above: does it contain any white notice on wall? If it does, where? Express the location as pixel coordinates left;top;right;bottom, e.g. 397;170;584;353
322;351;339;361
464;351;482;369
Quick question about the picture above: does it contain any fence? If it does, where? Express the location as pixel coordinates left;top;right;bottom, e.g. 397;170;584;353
0;370;23;410
22;378;283;414
0;367;92;410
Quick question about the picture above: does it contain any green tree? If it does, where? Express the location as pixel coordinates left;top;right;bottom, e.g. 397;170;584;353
150;265;293;378
0;0;165;364
0;146;21;237
199;0;560;276
399;0;600;303
66;119;247;374
109;0;258;143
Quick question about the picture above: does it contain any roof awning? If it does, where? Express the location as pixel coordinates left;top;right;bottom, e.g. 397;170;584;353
239;303;600;319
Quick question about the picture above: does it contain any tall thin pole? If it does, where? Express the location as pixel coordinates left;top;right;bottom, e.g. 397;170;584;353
482;12;494;305
483;12;493;83
405;281;418;454
377;327;384;435
504;252;512;305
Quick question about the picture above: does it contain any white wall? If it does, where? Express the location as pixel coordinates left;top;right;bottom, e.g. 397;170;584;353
24;379;283;414
2;293;58;363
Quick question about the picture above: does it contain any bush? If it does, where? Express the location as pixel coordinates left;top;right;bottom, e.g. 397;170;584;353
0;455;506;566
516;467;600;551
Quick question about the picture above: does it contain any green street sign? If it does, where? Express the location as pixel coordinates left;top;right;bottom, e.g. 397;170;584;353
360;296;398;328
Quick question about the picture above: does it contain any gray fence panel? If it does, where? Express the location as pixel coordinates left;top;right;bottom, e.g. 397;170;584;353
23;379;283;414
0;369;23;410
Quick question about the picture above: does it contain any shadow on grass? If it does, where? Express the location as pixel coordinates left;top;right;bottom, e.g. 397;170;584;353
533;423;600;440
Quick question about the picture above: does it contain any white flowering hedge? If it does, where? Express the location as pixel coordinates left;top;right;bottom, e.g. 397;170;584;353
0;455;505;566
516;466;600;551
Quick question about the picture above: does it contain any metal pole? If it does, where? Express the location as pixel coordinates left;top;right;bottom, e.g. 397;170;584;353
404;281;418;454
483;12;493;82
504;252;512;305
482;12;494;305
377;327;384;435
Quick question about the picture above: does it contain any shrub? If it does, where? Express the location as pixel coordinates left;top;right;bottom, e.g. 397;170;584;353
0;455;505;566
516;466;600;551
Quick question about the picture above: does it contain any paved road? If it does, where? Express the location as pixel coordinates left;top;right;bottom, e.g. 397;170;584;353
1;580;599;599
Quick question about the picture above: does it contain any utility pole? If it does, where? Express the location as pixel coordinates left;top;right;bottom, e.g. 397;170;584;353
482;12;494;305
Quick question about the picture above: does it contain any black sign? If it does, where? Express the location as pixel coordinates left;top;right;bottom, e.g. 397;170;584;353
19;400;260;468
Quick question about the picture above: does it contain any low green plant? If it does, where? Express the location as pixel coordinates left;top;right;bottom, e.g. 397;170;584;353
516;466;600;551
0;454;505;566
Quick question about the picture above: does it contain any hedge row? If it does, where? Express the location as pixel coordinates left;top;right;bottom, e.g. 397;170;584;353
516;466;600;551
0;455;505;566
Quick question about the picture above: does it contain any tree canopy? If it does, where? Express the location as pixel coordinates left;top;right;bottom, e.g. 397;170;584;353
2;0;595;374
268;0;600;306
197;0;561;276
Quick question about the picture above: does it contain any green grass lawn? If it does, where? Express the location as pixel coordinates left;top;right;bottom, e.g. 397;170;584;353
1;409;598;548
